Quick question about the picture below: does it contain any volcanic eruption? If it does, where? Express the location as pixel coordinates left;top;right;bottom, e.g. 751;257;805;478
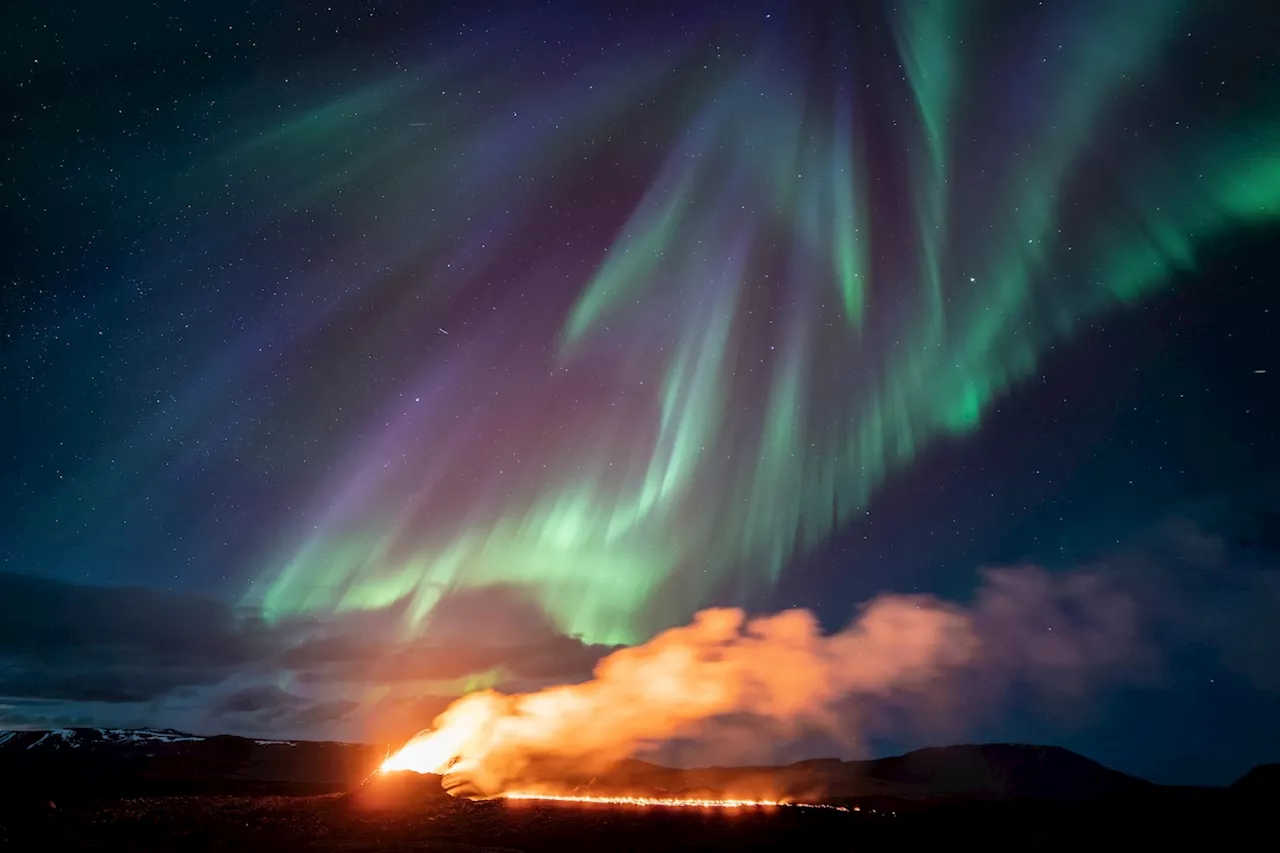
379;601;975;805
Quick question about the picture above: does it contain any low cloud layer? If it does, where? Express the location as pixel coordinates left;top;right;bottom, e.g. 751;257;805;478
0;575;615;739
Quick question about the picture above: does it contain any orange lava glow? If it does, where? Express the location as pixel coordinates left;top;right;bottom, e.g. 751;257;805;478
501;792;849;812
377;693;506;776
376;602;973;792
374;702;853;814
378;732;461;775
374;603;955;814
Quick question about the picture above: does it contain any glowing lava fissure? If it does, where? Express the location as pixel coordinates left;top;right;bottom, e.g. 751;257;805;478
377;737;850;811
501;792;850;812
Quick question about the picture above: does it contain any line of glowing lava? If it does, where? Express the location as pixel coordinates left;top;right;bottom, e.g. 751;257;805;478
501;792;850;812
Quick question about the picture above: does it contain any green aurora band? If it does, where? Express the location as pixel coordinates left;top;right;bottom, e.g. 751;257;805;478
248;0;1280;645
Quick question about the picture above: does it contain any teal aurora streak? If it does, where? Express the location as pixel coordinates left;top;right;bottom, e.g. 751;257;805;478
250;0;1280;645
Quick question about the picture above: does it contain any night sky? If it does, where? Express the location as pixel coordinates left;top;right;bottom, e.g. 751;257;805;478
3;0;1278;786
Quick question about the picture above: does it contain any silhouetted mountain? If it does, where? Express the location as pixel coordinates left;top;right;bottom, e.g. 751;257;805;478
1231;762;1280;801
0;728;381;800
839;743;1152;800
435;743;1154;803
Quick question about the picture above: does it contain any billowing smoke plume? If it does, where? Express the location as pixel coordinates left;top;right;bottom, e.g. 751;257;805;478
379;560;1162;793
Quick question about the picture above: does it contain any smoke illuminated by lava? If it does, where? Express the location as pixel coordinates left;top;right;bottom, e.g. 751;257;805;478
380;600;974;793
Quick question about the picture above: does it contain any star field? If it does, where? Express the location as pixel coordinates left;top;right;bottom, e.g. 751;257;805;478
2;0;1278;785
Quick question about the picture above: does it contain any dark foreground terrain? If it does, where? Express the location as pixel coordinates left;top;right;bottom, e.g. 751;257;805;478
13;786;849;852
0;779;1270;852
0;731;1273;850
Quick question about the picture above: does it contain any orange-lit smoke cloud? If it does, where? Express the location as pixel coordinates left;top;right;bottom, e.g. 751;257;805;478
382;595;976;791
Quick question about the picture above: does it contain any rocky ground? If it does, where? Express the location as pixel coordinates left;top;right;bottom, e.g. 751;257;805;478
1;788;870;852
0;775;1266;852
0;735;1272;850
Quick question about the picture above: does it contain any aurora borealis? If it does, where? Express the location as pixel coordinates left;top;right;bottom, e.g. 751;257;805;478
3;0;1279;784
232;0;1280;645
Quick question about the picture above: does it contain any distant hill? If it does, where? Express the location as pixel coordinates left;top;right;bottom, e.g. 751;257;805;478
0;728;381;800
1231;762;1280;800
451;743;1155;803
0;727;274;751
836;743;1153;800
